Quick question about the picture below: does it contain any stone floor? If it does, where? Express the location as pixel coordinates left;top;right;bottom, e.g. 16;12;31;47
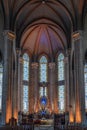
0;125;87;130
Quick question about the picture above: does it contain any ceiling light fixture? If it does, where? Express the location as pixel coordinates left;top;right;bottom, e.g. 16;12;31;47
42;0;45;4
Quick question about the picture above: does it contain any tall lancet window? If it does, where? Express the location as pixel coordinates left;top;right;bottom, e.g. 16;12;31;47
84;63;87;110
39;56;48;97
58;53;65;112
22;53;29;112
0;64;3;111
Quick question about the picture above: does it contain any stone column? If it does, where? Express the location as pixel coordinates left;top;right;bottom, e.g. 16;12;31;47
12;48;21;122
30;63;39;114
73;31;85;124
64;54;69;112
19;56;23;112
65;49;75;123
64;55;70;125
16;49;22;113
2;30;15;125
48;63;58;114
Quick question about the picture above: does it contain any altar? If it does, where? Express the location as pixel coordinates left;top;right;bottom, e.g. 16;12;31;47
34;118;54;130
34;119;54;130
34;125;54;130
33;96;54;130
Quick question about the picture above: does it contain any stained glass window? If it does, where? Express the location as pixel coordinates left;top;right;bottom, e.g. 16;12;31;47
40;87;44;97
44;87;47;96
40;56;47;82
23;85;29;112
39;56;48;98
58;85;65;111
84;63;87;109
0;64;3;111
58;53;65;112
23;54;29;81
23;53;29;112
58;53;64;81
39;87;47;97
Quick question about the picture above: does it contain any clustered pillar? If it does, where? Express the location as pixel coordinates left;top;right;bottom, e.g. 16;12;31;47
15;49;21;116
68;49;75;123
72;31;85;124
30;62;39;114
48;63;58;114
64;53;69;112
2;30;16;125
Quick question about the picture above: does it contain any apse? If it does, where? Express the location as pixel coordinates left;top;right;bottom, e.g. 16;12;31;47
21;21;67;58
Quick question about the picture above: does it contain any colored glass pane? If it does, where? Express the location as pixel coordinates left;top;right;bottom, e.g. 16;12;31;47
22;53;29;112
40;56;47;82
23;85;29;112
58;85;65;111
58;53;64;81
40;87;44;97
39;87;47;97
23;54;29;81
58;53;65;112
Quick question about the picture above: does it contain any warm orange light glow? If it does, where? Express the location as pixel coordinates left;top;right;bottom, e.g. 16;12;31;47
6;102;12;123
69;111;74;123
35;102;39;113
14;110;18;120
54;100;58;114
76;106;81;123
35;107;39;113
73;32;80;39
8;32;15;39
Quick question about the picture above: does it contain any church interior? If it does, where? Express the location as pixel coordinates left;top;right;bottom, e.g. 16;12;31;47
0;0;87;130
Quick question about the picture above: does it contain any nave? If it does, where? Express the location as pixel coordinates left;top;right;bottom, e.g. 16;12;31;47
0;0;87;130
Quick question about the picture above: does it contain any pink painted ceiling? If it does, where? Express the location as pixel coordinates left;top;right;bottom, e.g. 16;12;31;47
21;22;67;56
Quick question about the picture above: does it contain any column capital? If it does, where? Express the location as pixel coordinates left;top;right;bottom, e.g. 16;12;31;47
72;30;83;41
66;48;71;56
16;48;21;55
64;57;68;63
48;62;55;69
31;62;38;69
3;30;16;40
19;56;23;64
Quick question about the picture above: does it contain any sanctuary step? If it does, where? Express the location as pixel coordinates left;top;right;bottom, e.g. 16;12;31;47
0;125;33;130
34;125;54;130
0;125;87;130
0;126;23;130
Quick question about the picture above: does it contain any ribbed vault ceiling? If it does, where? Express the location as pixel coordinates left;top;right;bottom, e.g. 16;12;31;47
0;0;87;58
21;20;67;57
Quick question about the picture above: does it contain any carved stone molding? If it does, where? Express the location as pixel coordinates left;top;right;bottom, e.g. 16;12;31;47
19;57;23;63
64;57;68;63
31;62;38;69
16;48;21;54
3;30;16;40
72;30;83;41
48;62;55;69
